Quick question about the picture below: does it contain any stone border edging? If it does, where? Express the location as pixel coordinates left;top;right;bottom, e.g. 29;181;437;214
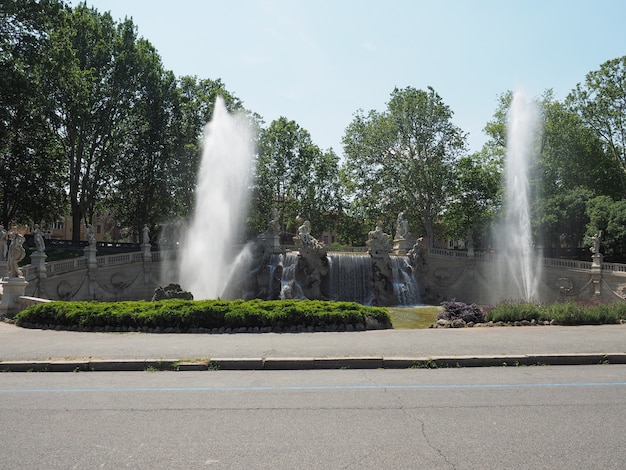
1;353;625;372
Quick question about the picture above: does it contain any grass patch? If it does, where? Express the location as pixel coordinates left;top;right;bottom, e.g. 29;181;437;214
388;306;441;329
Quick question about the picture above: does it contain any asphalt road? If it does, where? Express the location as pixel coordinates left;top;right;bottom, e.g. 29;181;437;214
2;365;626;469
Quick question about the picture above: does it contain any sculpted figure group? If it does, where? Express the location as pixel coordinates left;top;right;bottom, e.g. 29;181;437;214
6;230;26;278
0;226;26;277
294;220;324;250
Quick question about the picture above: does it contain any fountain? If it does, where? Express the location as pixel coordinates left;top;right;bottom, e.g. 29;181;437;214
177;98;421;306
219;214;422;306
178;97;254;299
496;91;542;301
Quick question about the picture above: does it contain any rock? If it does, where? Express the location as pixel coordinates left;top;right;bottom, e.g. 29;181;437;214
365;316;382;330
151;283;193;301
451;319;466;328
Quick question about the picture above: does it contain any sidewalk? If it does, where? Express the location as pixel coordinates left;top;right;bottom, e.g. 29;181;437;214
1;321;625;371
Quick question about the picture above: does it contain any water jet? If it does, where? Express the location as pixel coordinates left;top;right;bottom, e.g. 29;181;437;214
496;90;543;301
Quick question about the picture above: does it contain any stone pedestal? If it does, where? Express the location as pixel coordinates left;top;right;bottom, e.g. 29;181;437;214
141;243;152;283
591;253;603;295
0;276;28;318
257;233;281;253
31;252;47;278
83;244;97;269
393;238;415;255
142;242;151;261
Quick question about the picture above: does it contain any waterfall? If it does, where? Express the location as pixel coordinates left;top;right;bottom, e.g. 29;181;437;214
278;252;301;299
327;253;374;304
390;255;421;306
265;251;419;306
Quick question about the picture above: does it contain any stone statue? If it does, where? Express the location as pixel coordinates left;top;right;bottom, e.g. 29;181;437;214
267;207;281;235
0;225;7;261
86;224;96;246
366;223;394;305
7;231;26;277
590;231;602;255
143;224;150;245
34;224;46;253
395;211;410;240
367;224;391;256
294;220;323;249
290;219;328;300
407;237;427;266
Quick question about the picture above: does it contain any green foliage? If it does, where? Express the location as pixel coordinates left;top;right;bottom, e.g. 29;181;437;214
535;187;593;258
14;299;391;331
485;300;626;325
341;86;467;247
251;117;343;239
443;152;501;248
485;300;541;323
5;0;626;263
585;196;626;259
534;92;621;257
540;94;620;199
568;56;626;196
0;0;68;226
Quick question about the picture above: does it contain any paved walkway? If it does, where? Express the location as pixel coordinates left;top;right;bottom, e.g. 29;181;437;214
1;321;625;371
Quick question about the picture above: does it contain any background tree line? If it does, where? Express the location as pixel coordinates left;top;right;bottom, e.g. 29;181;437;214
2;1;626;260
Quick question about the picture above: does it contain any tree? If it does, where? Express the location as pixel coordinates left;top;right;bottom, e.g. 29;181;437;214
585;195;626;260
443;151;500;249
0;0;68;227
341;86;467;246
534;187;593;258
476;90;619;257
108;39;181;240
252;117;342;239
568;56;626;196
541;92;621;199
45;4;143;240
535;92;621;256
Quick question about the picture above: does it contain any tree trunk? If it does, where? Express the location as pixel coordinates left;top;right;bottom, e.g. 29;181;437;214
71;201;82;242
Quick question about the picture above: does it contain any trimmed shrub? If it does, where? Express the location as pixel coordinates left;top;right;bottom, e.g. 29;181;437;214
14;299;391;332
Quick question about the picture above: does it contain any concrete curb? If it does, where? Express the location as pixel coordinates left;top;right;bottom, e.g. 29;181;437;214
1;353;625;372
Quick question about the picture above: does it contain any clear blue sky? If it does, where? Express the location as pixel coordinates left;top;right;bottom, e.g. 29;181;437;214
70;0;626;156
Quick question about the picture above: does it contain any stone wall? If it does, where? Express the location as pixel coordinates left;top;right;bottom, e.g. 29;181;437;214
416;250;626;305
22;251;169;303
8;248;626;308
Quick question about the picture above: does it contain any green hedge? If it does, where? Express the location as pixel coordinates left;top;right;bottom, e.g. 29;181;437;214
14;299;391;332
485;300;626;325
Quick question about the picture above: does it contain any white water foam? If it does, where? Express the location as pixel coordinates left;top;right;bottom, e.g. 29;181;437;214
497;90;542;301
178;97;254;299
